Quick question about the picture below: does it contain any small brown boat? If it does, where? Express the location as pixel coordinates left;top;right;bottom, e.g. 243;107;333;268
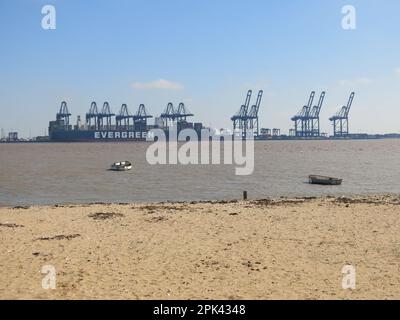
309;175;342;185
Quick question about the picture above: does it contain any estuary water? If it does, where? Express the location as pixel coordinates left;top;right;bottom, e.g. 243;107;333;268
0;139;399;206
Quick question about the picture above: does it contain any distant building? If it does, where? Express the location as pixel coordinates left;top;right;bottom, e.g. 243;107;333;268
272;128;281;136
219;128;232;135
260;128;271;137
7;132;18;142
35;136;50;142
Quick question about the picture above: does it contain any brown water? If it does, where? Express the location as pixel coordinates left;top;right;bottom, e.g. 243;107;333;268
0;140;399;206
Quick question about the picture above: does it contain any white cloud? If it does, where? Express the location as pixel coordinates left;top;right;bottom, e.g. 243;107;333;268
131;79;184;90
394;68;400;75
338;77;373;87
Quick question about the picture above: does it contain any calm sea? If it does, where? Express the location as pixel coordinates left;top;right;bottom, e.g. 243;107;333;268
0;140;399;206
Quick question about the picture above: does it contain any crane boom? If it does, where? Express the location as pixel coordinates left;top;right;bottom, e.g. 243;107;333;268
313;91;325;117
344;92;355;117
119;104;130;117
248;90;263;117
89;102;98;114
304;91;315;117
254;90;263;113
243;90;252;115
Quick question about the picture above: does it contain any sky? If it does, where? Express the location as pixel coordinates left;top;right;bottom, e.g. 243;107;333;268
1;0;400;137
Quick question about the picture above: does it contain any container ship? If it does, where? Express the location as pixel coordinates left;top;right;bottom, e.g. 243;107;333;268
49;101;204;142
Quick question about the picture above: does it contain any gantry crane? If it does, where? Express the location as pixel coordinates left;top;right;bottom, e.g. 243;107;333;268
176;103;194;122
329;92;355;136
97;102;115;130
133;104;153;131
247;90;263;136
56;101;71;129
86;102;99;129
160;102;193;128
116;104;153;130
116;104;134;129
291;91;315;137
160;102;177;127
231;90;253;137
309;91;326;137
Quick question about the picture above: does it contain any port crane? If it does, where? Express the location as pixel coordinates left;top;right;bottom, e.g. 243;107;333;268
247;90;263;136
291;91;315;137
133;104;153;131
231;90;253;137
160;102;177;127
116;104;134;129
97;102;115;130
86;102;99;130
56;101;71;129
116;104;153;130
329;92;355;136
176;103;194;122
160;102;194;128
309;91;326;137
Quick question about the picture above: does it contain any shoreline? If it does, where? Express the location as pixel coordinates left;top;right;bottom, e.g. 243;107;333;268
2;192;400;209
3;134;400;144
1;194;400;299
0;133;400;145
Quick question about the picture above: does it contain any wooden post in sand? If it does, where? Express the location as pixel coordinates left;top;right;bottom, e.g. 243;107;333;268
243;191;248;201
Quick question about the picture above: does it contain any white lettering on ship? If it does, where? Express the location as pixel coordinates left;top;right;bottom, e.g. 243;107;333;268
94;132;145;139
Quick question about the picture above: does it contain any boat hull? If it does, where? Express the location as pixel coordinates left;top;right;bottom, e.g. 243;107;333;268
309;175;342;185
49;129;149;142
110;166;132;171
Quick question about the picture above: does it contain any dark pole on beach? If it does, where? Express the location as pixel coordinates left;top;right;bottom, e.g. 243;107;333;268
243;191;248;200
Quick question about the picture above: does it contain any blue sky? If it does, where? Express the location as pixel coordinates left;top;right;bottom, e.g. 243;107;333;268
1;0;400;137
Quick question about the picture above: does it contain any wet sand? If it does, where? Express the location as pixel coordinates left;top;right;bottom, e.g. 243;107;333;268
1;195;400;299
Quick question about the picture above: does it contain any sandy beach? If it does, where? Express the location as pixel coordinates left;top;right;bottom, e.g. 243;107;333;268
1;195;400;300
